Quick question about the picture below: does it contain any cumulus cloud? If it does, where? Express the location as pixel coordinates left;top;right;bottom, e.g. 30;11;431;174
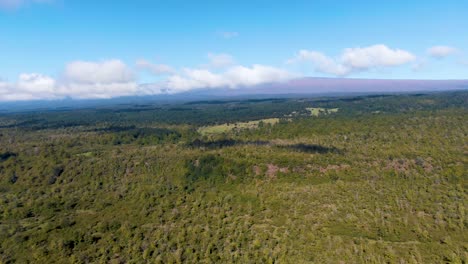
289;44;415;76
0;73;59;101
341;45;415;68
0;58;294;101
135;59;174;75
64;60;134;84
0;0;52;10
427;46;457;59
61;59;137;99
207;53;235;68
0;80;17;100
0;60;140;101
163;64;292;93
18;73;56;94
289;50;349;76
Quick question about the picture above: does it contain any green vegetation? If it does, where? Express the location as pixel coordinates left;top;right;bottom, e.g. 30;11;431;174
0;91;467;263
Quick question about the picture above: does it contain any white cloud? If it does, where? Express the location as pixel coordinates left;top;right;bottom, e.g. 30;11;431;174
0;80;16;100
341;45;416;68
0;0;51;10
207;53;235;68
0;58;292;101
0;60;140;101
135;59;174;75
0;73;139;101
0;73;60;101
289;50;349;76
289;44;415;76
61;60;137;99
219;31;239;39
163;64;292;93
224;65;292;87
64;60;134;84
18;73;56;94
427;46;457;59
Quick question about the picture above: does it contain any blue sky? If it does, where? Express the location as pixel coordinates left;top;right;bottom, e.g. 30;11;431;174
0;0;467;100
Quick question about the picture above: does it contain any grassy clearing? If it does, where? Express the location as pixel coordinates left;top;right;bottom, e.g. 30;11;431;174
198;118;280;135
75;151;93;157
306;107;339;116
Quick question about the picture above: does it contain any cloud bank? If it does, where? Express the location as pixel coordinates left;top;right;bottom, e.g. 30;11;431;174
0;60;139;101
64;60;134;84
61;60;138;99
162;64;292;93
0;44;465;101
0;59;292;101
289;44;415;76
0;74;58;101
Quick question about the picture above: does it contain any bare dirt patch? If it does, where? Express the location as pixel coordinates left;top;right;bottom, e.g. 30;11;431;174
264;164;289;179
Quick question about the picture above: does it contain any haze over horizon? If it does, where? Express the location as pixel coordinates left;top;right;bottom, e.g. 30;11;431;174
1;0;467;101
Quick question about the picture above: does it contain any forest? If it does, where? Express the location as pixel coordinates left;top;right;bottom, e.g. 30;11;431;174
0;91;466;263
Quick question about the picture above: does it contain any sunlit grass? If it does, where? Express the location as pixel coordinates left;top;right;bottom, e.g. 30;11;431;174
198;118;280;135
306;107;339;116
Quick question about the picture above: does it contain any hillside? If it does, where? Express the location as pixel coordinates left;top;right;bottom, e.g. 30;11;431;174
0;91;467;263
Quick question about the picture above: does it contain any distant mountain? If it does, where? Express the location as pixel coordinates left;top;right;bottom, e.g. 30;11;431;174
1;78;467;112
201;78;468;96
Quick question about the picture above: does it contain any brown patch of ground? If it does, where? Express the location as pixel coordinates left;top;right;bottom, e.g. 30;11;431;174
319;164;350;173
253;165;262;176
385;159;412;173
384;158;434;173
264;164;289;179
290;164;351;174
266;164;279;179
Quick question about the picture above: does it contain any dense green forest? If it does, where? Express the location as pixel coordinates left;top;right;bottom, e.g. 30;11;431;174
0;91;467;263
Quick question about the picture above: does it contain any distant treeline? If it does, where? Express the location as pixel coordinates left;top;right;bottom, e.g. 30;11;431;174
0;91;465;130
